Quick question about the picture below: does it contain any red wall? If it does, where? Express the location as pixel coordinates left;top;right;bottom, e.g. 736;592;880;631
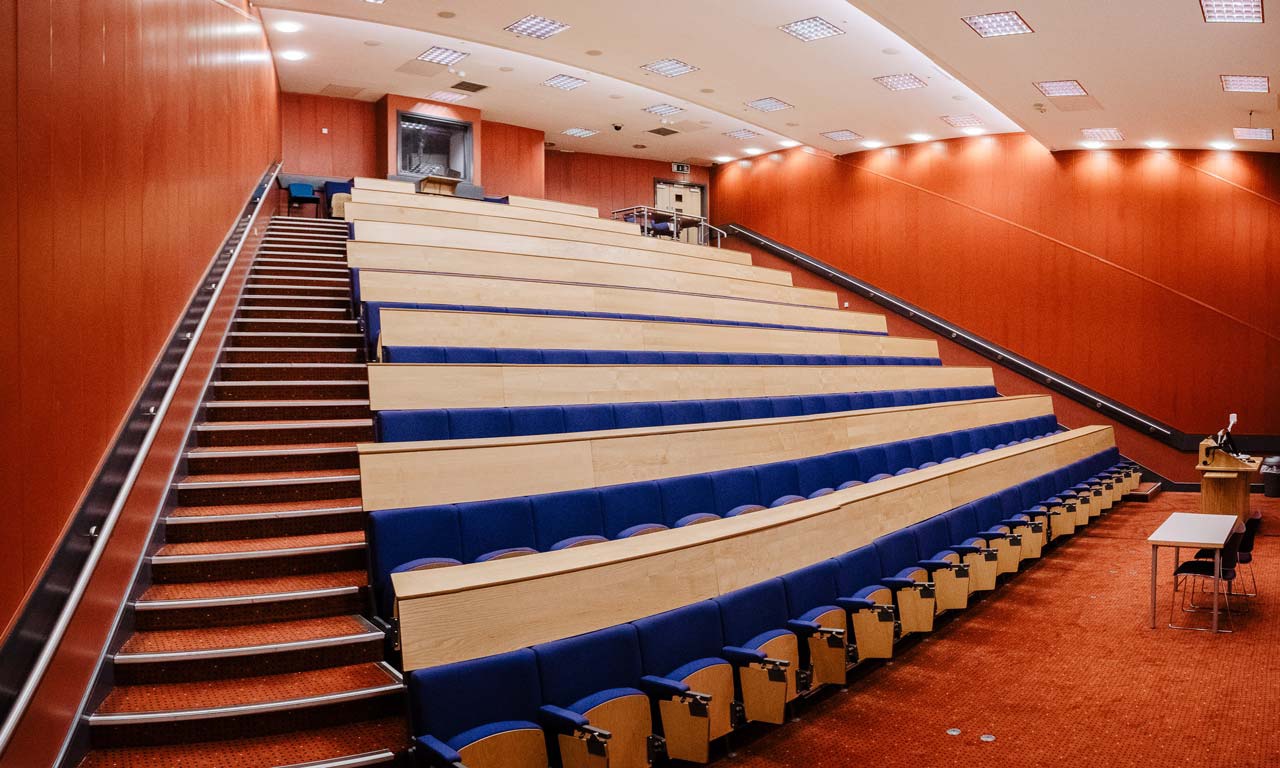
374;94;483;183
280;92;378;178
0;0;280;644
545;150;711;218
712;136;1280;437
481;120;546;198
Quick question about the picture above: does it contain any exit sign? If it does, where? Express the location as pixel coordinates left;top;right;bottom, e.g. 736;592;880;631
671;162;691;174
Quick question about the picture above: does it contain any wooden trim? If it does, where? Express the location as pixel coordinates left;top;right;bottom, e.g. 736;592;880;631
391;426;1114;670
349;188;638;234
504;194;599;218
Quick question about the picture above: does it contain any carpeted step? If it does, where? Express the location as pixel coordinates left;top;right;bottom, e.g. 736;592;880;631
195;418;373;446
216;362;367;382
222;347;364;364
231;318;359;334
210;380;369;402
248;275;351;288
133;571;367;630
185;443;359;475
238;294;354;310
203;400;372;423
227;331;364;348
235;305;352;321
149;530;366;583
252;265;350;278
88;662;403;747
242;284;352;298
164;498;364;542
112;615;384;684
174;469;361;506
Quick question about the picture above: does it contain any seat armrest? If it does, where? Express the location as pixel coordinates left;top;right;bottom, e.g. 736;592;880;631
948;544;982;556
415;734;462;767
836;596;876;611
880;577;920;591
721;645;766;666
640;675;690;699
787;619;821;636
917;558;958;572
539;704;590;734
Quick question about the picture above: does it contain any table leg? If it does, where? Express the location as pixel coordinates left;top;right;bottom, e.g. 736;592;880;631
1150;545;1158;629
1213;550;1221;633
1173;546;1180;592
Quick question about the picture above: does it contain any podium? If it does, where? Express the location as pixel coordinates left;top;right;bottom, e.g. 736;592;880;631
1197;439;1261;522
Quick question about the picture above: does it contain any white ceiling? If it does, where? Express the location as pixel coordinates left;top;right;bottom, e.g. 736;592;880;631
256;0;1023;163
850;0;1279;152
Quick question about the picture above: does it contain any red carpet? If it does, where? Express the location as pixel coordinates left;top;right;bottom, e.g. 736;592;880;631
723;493;1280;768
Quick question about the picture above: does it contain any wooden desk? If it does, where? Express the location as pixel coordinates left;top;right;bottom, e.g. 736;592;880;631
1147;512;1236;633
417;175;462;196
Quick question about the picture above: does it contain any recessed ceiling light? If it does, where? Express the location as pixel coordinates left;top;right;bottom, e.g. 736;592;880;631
961;11;1034;37
874;73;928;91
779;16;845;41
642;58;698;77
499;66;514;72
778;139;801;147
861;140;884;149
363;40;382;46
821;129;863;141
908;133;932;141
746;97;793;112
632;144;647;149
882;47;901;55
1145;140;1171;149
1221;74;1270;93
1200;0;1263;22
643;103;683;117
1209;140;1235;150
363;0;385;4
942;114;984;128
1081;128;1125;141
428;91;468;103
279;50;306;61
562;128;598;138
1080;140;1105;149
505;14;570;39
1234;127;1274;140
543;74;588;90
417;46;468;66
962;127;985;136
586;50;603;56
724;128;761;140
713;156;735;163
437;11;455;18
1035;80;1087;97
744;147;764;155
273;21;302;33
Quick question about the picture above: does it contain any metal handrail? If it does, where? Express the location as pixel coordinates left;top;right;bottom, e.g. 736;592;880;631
611;205;722;246
0;162;280;755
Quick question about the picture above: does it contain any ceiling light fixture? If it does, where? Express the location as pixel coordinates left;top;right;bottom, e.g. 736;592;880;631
743;147;764;155
641;58;698;77
746;97;794;112
363;0;385;4
643;103;684;117
543;74;588;90
962;127;985;135
779;16;845;41
1234;126;1274;140
1145;140;1171;149
1209;140;1235;150
778;139;801;147
504;14;570;38
821;129;863;141
861;140;885;149
279;50;307;61
1220;74;1270;92
1200;0;1264;22
273;21;302;33
562;127;598;138
874;73;928;91
417;46;468;66
961;11;1034;37
724;128;761;140
1081;128;1125;141
1034;80;1087;97
942;113;984;128
713;156;735;163
428;91;468;103
1080;140;1105;149
908;133;932;141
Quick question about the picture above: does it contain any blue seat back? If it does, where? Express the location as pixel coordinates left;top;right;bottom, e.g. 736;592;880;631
715;579;789;646
945;503;981;542
459;498;535;562
410;648;543;743
710;468;760;515
535;625;644;708
910;514;953;558
368;505;461;616
658;474;716;526
834;545;883;595
874;529;919;574
634;602;725;677
531;490;604;550
600;481;662;538
781;560;840;616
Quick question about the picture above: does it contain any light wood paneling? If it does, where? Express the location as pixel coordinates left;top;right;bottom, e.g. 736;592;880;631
367;363;994;410
392;427;1114;670
377;309;930;357
350;188;636;233
504;194;599;218
359;394;1050;509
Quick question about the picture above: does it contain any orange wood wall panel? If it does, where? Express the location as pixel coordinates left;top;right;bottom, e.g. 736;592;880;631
544;150;711;218
712;136;1280;436
480;120;546;198
374;94;484;183
280;92;378;178
0;0;280;643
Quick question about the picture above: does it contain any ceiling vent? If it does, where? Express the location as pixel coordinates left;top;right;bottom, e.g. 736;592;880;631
452;81;488;92
319;84;364;98
648;127;679;136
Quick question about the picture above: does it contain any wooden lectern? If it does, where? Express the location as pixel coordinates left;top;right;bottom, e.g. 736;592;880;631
1197;438;1261;522
416;175;462;196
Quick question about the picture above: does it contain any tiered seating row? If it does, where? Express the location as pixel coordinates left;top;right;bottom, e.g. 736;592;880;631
367;413;1057;616
406;445;1135;767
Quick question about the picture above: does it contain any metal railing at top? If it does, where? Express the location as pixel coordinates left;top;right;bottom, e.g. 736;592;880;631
611;205;725;247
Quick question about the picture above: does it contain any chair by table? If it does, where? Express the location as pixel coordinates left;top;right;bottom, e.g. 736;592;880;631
287;182;321;217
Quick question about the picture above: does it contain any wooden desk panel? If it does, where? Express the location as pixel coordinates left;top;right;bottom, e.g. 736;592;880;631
350;188;641;235
391;426;1114;670
503;194;600;219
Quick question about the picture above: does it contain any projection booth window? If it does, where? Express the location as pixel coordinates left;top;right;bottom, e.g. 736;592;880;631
397;112;473;180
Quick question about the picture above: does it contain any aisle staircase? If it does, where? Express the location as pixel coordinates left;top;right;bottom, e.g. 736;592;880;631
78;217;408;767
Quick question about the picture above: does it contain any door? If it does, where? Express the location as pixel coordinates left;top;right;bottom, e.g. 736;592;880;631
655;183;705;243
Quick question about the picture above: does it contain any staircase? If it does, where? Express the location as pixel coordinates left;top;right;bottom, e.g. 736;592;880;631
78;217;408;767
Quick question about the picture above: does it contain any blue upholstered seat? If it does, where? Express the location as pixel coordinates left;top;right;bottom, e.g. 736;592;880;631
634;601;731;693
533;625;649;745
715;580;797;660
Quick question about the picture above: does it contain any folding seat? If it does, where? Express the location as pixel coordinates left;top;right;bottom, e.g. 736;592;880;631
701;398;741;424
770;396;804;418
509;406;567;438
796;455;839;498
908;439;936;470
952;429;978;458
907;516;972;610
829;450;863;490
799;395;827;415
562;404;617;434
848;392;875;411
613;402;662;430
600;482;668;539
928;434;955;465
376;410;449;443
1030;474;1077;540
872;530;938;635
1051;467;1089;528
867;391;895;408
633;603;735;763
382;345;446;363
755;461;805;507
832;545;897;659
780;561;851;687
696;353;732;365
444;347;498;364
627;351;665;364
409;649;548;768
994;486;1044;559
755;353;783;365
534;625;652;768
459;498;539;562
503;348;546;364
710;468;764;517
666;352;699;365
531;490;608;552
820;393;851;413
658;475;721;527
882;441;914;476
941;504;1001;588
738;397;773;421
888;391;913;408
713;580;799;724
368;505;462;618
968;497;1023;574
448;408;513;440
855;446;890;484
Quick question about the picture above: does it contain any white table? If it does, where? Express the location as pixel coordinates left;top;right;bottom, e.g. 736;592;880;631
1147;512;1237;633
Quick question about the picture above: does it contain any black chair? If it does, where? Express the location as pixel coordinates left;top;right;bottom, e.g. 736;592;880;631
1194;515;1260;597
1170;531;1243;632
